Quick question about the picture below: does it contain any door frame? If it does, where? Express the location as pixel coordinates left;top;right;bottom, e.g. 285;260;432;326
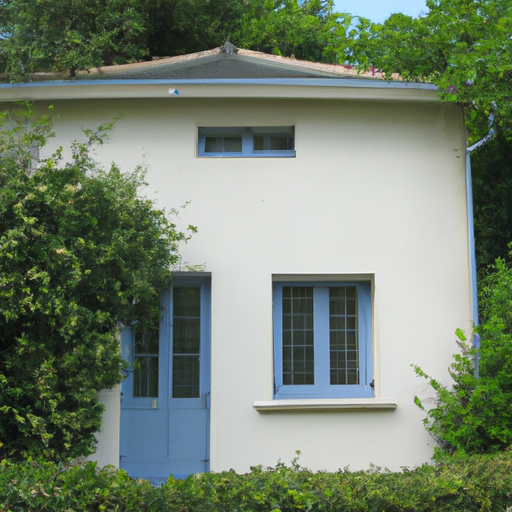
119;272;211;480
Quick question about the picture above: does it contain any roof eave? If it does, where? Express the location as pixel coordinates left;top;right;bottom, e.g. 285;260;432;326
0;78;439;102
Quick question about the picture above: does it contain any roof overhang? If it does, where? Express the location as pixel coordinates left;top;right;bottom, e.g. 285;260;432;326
0;78;439;103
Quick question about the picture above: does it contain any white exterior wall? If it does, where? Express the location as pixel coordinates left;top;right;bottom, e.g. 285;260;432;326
86;386;121;468
41;96;470;472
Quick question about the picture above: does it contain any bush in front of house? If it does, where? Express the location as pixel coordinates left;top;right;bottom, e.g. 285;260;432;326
0;104;192;462
2;452;512;512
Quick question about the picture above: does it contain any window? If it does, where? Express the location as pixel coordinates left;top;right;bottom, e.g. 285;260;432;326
273;281;374;399
198;126;295;157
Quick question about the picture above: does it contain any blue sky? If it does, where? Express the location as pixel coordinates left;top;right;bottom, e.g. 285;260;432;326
333;0;428;23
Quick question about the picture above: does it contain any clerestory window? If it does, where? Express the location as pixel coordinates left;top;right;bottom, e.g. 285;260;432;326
198;126;295;157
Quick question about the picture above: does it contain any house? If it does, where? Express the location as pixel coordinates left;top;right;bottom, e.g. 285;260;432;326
0;44;474;483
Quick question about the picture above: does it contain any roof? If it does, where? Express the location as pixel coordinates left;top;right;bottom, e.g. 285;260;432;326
0;43;437;102
31;44;386;81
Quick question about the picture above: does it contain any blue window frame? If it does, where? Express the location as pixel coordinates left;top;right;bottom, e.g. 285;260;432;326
198;126;295;158
273;281;374;399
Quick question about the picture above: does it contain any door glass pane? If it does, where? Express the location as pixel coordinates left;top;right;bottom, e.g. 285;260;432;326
173;356;200;398
329;287;359;385
133;326;159;397
282;287;314;385
173;287;201;398
173;318;200;353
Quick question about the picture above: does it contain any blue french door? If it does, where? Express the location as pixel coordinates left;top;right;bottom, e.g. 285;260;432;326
120;275;211;483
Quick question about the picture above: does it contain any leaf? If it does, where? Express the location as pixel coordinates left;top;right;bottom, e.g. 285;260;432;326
414;396;425;411
455;328;467;342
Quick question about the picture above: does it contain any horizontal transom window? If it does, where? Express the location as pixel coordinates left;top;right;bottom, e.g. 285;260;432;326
198;127;295;158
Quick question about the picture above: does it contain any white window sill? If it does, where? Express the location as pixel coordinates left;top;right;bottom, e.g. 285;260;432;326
253;398;398;412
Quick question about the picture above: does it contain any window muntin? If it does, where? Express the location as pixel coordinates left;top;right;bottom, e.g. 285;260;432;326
273;282;373;399
198;126;295;157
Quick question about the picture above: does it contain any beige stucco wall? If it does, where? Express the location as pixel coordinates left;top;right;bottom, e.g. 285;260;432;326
86;386;121;468
39;96;470;472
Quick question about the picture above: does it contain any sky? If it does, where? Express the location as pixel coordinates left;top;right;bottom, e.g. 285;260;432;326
333;0;428;23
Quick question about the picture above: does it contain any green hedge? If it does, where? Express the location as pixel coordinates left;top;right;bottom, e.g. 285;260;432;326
2;452;512;511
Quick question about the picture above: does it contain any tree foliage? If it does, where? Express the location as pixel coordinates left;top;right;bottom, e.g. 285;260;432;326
0;104;190;461
413;255;512;456
0;0;356;79
236;0;352;63
145;0;263;58
0;0;149;79
144;0;354;63
472;136;512;267
352;0;512;141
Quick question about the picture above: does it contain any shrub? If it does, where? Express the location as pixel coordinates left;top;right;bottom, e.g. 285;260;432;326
2;453;512;512
0;104;192;462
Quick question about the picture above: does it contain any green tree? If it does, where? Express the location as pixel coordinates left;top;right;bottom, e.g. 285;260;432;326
472;136;512;267
0;0;148;80
352;0;512;141
0;104;191;461
132;0;351;62
0;0;355;80
237;0;352;63
146;0;264;57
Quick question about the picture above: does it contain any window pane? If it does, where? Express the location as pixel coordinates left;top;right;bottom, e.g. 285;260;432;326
253;136;264;151
172;287;201;398
330;287;359;385
254;135;293;151
173;356;200;398
135;326;159;355
271;136;293;150
134;356;159;397
173;287;200;316
282;287;314;385
205;136;242;153
173;318;201;353
134;324;159;397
